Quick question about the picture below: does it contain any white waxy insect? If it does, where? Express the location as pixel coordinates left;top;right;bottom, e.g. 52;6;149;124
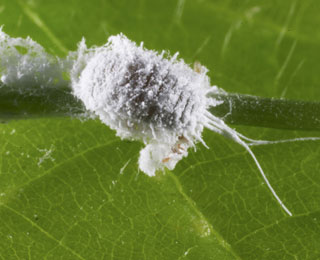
71;34;219;175
3;27;317;216
70;34;294;215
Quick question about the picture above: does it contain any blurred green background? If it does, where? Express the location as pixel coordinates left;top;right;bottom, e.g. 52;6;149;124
1;0;320;259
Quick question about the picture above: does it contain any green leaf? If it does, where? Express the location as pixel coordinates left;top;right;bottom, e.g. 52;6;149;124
1;0;320;259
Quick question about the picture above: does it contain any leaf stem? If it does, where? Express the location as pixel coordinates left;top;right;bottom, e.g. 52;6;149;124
209;93;320;131
0;85;84;122
1;85;320;132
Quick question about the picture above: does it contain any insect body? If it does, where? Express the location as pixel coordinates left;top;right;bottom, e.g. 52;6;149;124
0;27;298;216
72;34;293;216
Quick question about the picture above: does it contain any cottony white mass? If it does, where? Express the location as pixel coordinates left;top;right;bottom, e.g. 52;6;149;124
0;27;293;216
71;34;222;176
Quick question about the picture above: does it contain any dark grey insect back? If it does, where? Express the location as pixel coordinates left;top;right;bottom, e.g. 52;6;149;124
116;57;188;130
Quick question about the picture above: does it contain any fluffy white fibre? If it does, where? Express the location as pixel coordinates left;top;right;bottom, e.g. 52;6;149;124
70;34;294;215
71;34;221;176
0;28;296;215
0;27;217;176
0;27;70;91
0;28;221;176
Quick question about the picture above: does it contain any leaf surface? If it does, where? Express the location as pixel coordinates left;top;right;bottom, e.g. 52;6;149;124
1;0;320;259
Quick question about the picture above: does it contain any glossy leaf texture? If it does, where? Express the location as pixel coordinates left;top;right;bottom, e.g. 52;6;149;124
1;0;320;259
